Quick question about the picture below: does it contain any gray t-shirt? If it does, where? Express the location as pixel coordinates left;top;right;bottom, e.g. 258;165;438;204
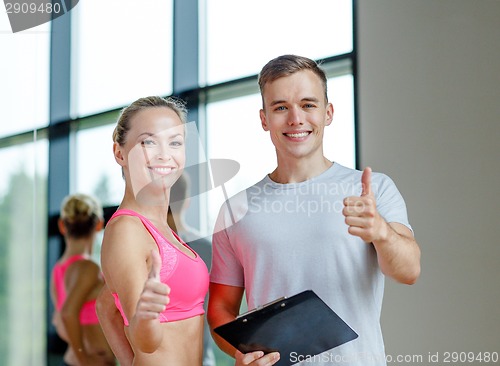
210;163;412;365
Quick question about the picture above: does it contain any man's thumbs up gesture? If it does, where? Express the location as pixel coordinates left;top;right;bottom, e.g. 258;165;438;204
343;167;388;244
135;249;170;321
342;167;421;285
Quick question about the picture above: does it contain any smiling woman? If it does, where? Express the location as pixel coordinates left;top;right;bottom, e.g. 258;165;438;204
96;96;210;366
122;108;186;204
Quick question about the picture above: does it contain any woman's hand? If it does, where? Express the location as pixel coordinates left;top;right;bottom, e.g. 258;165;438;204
135;249;170;321
129;249;171;353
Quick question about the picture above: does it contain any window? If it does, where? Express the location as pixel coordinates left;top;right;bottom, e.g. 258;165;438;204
205;0;353;84
0;17;49;138
75;123;124;206
71;0;174;117
0;139;48;365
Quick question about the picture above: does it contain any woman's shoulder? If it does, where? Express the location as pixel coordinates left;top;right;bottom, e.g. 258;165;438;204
101;212;155;262
62;255;98;273
104;214;148;241
64;258;101;286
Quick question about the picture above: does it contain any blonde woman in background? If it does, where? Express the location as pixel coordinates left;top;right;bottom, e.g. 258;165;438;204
50;193;115;366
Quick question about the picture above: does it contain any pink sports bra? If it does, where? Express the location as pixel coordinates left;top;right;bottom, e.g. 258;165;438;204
108;209;209;326
53;255;100;325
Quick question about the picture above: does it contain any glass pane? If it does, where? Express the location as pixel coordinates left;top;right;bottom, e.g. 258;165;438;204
205;93;274;234
0;14;49;137
325;74;355;169
205;0;353;84
204;74;355;234
75;124;124;206
71;0;174;117
0;139;48;365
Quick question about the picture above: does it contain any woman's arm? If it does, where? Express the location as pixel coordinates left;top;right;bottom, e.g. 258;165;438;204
101;216;169;354
95;284;134;366
61;260;103;365
50;271;69;342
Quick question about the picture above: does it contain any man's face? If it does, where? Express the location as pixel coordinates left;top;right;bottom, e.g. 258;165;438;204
259;70;333;162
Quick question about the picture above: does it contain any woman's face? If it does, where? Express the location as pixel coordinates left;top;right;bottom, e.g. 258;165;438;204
119;106;186;203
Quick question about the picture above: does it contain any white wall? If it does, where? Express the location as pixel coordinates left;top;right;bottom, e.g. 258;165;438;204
357;0;500;364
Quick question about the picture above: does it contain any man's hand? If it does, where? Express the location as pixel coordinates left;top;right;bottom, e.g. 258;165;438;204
343;167;421;284
343;167;389;243
235;350;280;366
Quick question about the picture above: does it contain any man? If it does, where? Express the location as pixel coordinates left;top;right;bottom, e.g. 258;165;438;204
207;54;421;366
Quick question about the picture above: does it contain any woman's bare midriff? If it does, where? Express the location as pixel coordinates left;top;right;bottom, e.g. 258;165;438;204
128;315;204;366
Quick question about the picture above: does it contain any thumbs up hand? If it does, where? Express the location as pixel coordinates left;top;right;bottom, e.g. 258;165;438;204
360;166;372;198
343;167;388;244
135;249;170;321
148;248;163;282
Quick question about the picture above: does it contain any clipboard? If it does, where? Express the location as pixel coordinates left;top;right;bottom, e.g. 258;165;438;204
213;290;358;366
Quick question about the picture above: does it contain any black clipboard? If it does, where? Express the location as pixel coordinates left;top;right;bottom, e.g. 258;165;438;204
213;290;358;366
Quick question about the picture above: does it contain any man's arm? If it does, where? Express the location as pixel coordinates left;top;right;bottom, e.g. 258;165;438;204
96;284;134;366
207;283;244;356
371;222;420;284
343;167;421;284
207;283;280;366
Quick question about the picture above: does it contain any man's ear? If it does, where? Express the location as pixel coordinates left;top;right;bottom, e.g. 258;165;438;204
113;142;126;167
325;103;334;127
260;109;269;131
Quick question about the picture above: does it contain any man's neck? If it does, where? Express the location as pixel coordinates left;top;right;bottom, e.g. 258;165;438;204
270;156;333;184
